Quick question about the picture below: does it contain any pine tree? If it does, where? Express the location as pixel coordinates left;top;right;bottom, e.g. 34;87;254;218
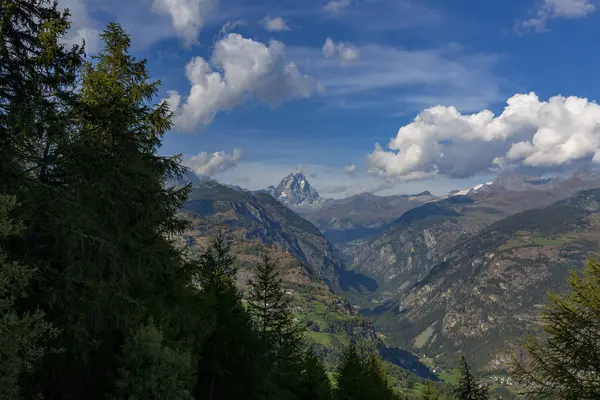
28;22;192;399
298;348;333;400
511;259;600;399
421;381;443;400
0;0;82;190
453;356;489;400
111;322;195;400
0;194;56;400
192;233;263;400
335;343;400;400
247;252;307;397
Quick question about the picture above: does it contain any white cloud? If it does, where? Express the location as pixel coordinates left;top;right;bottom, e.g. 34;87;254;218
184;149;243;176
324;0;351;13
166;33;318;132
343;164;357;177
57;0;102;52
262;16;291;32
152;0;218;46
520;0;598;32
367;92;600;181
322;38;359;64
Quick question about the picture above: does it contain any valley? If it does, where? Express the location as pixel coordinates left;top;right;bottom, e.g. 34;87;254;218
175;168;600;398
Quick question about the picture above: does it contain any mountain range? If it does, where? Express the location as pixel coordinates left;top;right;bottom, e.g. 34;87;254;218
169;166;600;397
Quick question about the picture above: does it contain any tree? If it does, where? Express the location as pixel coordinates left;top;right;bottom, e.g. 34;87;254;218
192;233;263;400
511;259;600;399
247;252;307;397
335;343;400;400
0;0;82;190
111;322;195;400
421;381;444;400
453;356;489;400
28;22;192;399
298;348;333;400
0;194;56;400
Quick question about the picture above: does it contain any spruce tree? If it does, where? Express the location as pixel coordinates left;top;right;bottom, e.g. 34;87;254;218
421;381;443;400
453;356;489;400
192;233;263;400
298;348;333;400
111;322;195;400
335;343;400;400
247;252;307;397
28;22;192;399
0;194;56;400
511;259;600;399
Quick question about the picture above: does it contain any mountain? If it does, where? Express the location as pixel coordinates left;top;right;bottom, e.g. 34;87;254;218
165;168;205;188
297;191;439;261
263;172;326;208
350;173;600;301
179;179;437;388
183;179;346;289
375;188;600;371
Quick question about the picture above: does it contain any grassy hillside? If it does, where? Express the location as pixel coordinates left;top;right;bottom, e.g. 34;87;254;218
375;188;600;375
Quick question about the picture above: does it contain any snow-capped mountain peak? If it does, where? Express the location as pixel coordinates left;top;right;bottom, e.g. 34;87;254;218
266;172;324;208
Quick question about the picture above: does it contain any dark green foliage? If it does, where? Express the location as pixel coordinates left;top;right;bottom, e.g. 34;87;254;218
511;259;600;399
192;233;264;400
298;348;333;400
0;195;56;400
247;252;308;398
335;343;400;400
453;356;489;400
111;322;195;400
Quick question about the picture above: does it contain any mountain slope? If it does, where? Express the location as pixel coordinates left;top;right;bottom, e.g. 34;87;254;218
375;188;600;371
351;173;600;300
184;180;345;289
298;191;438;258
179;180;437;388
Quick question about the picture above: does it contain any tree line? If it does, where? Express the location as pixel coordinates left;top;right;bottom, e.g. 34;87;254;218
1;1;599;399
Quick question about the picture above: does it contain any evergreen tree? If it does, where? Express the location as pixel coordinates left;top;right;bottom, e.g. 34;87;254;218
28;22;192;399
111;322;195;400
192;233;263;400
335;343;400;400
0;194;56;400
421;381;444;400
247;252;307;398
0;0;83;190
453;356;489;400
298;347;333;400
511;259;600;399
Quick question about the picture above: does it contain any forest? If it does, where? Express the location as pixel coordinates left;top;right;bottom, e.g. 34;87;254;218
1;1;599;399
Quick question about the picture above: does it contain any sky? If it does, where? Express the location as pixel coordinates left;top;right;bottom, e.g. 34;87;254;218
58;0;600;198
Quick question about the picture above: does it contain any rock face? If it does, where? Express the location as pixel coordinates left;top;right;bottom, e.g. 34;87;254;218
264;172;324;208
375;188;600;370
351;173;600;298
184;179;346;290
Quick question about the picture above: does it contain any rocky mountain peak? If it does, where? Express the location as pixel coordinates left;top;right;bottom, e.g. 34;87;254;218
269;172;323;207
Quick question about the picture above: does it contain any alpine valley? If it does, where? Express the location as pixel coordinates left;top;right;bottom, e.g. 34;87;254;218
169;167;600;398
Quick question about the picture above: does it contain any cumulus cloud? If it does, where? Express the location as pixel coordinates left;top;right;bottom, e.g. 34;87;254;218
184;149;243;177
367;92;600;181
152;0;218;46
343;164;358;177
262;16;291;32
324;0;351;13
57;0;102;52
520;0;598;32
166;33;318;132
322;38;359;64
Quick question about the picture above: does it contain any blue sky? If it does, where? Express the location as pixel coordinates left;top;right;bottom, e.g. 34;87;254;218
60;0;600;198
